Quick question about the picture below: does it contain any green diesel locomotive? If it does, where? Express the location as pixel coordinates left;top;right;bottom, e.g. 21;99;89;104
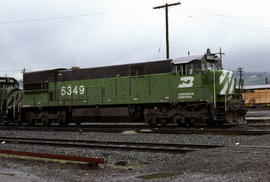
18;50;245;126
0;77;21;123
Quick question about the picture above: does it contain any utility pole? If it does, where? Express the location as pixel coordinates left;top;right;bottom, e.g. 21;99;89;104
216;47;225;68
153;2;181;59
21;68;27;74
238;67;244;91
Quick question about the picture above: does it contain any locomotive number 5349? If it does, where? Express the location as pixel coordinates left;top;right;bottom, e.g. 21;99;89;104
60;85;85;96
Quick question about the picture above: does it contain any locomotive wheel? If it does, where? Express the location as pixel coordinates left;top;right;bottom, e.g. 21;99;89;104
3;121;9;126
216;120;225;126
25;113;34;126
184;119;191;128
75;121;81;126
184;118;195;128
160;119;168;126
28;119;35;126
32;119;38;126
59;120;68;126
41;116;51;126
173;114;185;127
147;119;157;127
58;113;67;126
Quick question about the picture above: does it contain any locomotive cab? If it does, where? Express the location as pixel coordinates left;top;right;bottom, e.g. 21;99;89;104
202;53;222;71
172;50;221;75
170;50;245;125
172;55;204;75
0;77;19;89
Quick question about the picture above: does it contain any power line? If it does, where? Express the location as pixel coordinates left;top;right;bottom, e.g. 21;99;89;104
0;69;21;72
171;10;270;32
156;25;165;60
181;8;270;20
0;7;143;24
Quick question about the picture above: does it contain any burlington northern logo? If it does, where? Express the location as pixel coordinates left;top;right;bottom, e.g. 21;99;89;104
178;77;194;88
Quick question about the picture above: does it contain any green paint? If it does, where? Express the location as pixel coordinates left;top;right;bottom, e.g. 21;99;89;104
22;71;217;107
22;67;240;113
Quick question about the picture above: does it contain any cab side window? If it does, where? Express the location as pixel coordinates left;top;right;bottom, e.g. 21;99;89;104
174;64;187;75
179;64;186;75
187;64;193;75
174;62;202;75
0;79;6;88
194;62;201;73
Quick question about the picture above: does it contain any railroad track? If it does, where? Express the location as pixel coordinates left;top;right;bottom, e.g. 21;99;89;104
1;137;270;154
144;128;270;135
0;123;239;130
0;137;222;153
1;125;270;135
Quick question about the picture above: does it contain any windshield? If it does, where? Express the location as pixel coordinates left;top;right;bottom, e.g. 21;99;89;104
206;61;218;71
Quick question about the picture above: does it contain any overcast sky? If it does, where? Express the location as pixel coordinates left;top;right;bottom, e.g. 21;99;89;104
0;0;270;79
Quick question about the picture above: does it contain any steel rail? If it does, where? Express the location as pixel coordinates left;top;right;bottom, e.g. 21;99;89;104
0;137;223;153
1;137;269;153
1;124;270;135
146;129;270;135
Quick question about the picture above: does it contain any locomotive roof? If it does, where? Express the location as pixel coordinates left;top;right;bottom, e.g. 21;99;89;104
23;54;205;76
23;54;211;83
57;59;172;81
55;55;205;74
58;59;172;72
23;68;67;84
172;55;204;64
24;68;67;74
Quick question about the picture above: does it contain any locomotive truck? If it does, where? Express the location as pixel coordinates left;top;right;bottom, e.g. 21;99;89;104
0;50;246;126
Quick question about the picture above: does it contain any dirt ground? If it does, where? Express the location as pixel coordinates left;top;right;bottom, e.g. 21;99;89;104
0;129;270;182
0;136;270;182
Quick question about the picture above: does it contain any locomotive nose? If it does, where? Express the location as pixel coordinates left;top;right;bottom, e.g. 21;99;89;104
217;70;235;96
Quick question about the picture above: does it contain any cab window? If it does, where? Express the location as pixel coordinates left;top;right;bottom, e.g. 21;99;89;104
179;64;187;75
194;62;201;73
173;64;186;75
187;64;193;74
0;79;6;88
206;62;217;71
179;64;186;75
174;62;201;75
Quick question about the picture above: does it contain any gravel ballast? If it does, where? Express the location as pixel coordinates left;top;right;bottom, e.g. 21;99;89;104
0;130;269;182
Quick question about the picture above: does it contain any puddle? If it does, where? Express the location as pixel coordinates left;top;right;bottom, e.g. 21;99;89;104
137;172;180;179
0;169;44;181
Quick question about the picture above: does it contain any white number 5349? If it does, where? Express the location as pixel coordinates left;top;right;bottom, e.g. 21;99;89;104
61;85;85;96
